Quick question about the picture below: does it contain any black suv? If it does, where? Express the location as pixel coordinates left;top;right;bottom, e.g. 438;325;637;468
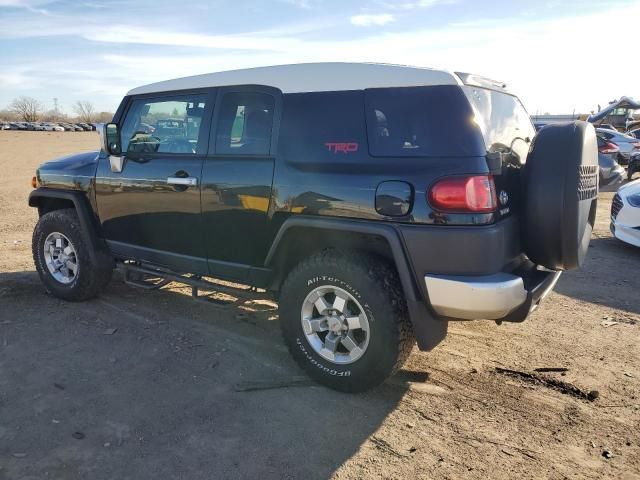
29;63;599;392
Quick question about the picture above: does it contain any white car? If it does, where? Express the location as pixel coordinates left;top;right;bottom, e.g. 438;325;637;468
42;123;64;132
611;179;640;247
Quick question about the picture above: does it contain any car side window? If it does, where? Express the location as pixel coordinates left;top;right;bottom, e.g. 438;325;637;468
120;94;208;155
215;92;275;155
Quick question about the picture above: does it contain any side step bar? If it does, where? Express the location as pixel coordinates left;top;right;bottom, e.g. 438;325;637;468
117;261;272;301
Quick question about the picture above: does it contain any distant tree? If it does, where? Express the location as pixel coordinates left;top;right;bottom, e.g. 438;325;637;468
73;100;97;123
9;96;43;122
0;109;18;122
95;111;114;123
42;109;68;122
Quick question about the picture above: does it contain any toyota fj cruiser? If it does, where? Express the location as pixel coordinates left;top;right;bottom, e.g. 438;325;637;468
29;63;599;392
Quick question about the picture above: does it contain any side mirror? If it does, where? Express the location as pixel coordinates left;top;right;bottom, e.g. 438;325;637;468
98;123;122;155
106;123;122;156
98;123;125;172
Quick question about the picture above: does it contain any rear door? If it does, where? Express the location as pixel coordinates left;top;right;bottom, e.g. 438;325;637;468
95;90;215;273
201;86;281;281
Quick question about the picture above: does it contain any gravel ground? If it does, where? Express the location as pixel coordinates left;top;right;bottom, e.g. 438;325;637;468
0;132;639;480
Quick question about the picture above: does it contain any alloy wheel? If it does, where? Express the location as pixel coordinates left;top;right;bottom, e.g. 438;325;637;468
43;232;78;284
300;285;370;364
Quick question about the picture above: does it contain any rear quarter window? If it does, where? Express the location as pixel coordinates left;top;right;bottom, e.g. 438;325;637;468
279;91;368;163
365;86;485;158
462;86;535;162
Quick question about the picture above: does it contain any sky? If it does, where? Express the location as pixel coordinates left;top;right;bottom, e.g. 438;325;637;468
1;0;639;115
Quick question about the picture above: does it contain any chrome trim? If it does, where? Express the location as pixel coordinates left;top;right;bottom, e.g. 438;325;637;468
109;155;125;173
167;176;198;187
425;273;527;320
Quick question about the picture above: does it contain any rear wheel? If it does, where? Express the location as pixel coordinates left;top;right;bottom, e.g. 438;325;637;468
33;209;113;301
279;250;414;393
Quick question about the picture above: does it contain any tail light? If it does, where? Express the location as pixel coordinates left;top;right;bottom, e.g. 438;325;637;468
631;142;640;149
428;175;497;213
599;142;619;154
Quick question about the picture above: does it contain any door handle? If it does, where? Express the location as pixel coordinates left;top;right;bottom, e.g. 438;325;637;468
167;176;198;187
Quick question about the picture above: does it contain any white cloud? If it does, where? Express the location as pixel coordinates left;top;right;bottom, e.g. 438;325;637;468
0;0;51;13
377;0;454;10
350;13;395;27
278;0;317;8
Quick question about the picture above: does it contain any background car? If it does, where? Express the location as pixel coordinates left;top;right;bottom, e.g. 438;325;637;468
611;179;640;247
597;135;625;186
42;123;65;132
628;128;640;139
595;123;618;131
628;152;640;181
597;128;640;165
139;122;155;134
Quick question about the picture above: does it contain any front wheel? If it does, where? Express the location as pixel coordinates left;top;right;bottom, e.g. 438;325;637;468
279;250;414;393
33;209;113;301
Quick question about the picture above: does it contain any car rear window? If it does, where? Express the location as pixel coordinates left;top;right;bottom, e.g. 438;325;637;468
364;86;485;158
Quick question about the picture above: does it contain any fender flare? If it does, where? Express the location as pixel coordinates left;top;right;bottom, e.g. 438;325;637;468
265;216;447;350
29;188;105;260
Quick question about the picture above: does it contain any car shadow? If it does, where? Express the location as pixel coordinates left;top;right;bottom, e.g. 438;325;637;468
554;235;640;314
0;270;424;480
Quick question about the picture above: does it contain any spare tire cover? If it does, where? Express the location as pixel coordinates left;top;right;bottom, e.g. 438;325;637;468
522;121;598;271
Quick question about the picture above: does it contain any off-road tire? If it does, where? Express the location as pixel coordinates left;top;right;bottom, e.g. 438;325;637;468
33;208;113;301
279;249;414;393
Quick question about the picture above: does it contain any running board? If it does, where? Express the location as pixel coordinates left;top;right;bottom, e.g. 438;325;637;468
117;262;272;301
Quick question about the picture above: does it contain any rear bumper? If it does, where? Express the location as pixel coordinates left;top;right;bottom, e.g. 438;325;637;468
425;269;561;322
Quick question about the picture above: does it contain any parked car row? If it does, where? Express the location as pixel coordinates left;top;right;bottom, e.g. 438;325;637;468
596;128;640;166
0;121;98;132
597;134;626;186
534;122;638;186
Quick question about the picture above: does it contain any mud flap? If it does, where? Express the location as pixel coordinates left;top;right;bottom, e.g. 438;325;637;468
407;299;448;351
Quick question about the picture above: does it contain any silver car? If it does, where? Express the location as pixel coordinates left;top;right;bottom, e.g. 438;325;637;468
596;128;640;165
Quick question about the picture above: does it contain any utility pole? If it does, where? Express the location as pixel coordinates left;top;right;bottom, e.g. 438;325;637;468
53;98;59;120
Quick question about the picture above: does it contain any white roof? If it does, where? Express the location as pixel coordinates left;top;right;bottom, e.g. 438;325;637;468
127;62;461;96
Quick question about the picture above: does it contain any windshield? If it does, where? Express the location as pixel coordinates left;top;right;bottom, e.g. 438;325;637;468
462;86;536;163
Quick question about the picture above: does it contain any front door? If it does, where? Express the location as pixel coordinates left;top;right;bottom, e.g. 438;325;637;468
95;91;215;273
201;87;280;281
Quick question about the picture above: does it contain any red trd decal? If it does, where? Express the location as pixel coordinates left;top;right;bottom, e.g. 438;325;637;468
325;142;359;154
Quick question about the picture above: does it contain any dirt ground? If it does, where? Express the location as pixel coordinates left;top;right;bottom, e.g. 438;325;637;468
0;131;638;480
